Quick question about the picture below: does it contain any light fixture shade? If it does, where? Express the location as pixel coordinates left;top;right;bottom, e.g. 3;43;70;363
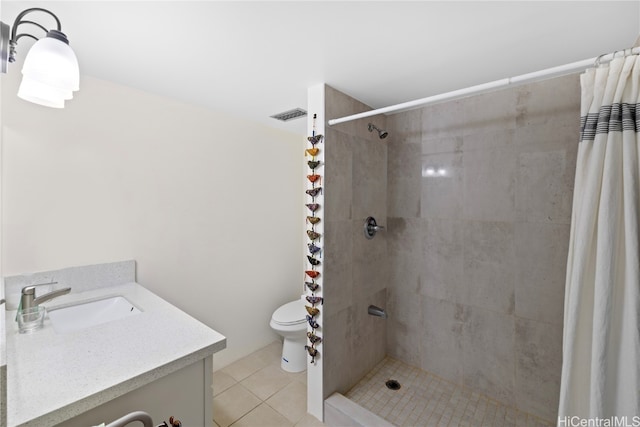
18;76;70;108
17;30;79;107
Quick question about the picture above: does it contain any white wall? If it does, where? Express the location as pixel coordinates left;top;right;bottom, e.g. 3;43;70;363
1;73;304;368
0;0;5;423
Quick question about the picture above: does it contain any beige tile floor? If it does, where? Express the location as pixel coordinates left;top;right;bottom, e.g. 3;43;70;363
212;340;325;427
345;357;554;427
215;342;554;427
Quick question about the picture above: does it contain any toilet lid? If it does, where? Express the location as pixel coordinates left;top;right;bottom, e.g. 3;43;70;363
272;299;306;326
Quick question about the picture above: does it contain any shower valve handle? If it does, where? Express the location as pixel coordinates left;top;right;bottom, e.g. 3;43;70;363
364;217;385;239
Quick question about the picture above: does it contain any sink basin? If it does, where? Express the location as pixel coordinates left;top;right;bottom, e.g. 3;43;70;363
48;296;142;333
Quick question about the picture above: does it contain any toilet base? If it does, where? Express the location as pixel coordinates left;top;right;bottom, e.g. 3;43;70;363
281;335;307;373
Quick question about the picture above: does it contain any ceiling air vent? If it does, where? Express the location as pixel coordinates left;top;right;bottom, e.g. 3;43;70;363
270;108;307;122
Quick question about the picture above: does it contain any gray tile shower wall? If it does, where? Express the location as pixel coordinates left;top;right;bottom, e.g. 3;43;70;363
322;85;388;399
386;73;580;422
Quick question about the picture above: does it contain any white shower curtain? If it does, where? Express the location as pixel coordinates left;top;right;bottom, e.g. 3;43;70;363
559;55;640;419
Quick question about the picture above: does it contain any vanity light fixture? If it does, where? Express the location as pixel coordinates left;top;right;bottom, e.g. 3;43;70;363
0;7;79;108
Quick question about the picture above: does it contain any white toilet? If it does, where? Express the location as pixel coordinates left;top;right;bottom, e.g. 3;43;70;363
270;298;307;372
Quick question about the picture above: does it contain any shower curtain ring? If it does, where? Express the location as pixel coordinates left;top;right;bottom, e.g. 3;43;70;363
594;53;607;67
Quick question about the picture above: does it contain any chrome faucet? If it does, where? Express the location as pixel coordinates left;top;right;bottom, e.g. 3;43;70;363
20;282;71;311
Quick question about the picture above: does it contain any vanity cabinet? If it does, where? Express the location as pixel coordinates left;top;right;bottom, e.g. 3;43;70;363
61;356;212;427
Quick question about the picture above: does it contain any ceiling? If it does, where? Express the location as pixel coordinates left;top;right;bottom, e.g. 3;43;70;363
2;1;639;135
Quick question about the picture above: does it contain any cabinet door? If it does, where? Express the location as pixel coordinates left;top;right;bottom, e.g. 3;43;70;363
60;356;213;427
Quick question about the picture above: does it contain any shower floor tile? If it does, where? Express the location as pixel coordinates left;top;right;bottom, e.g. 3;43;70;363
344;357;553;427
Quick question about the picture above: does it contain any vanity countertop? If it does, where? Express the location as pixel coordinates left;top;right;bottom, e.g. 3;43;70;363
5;282;226;427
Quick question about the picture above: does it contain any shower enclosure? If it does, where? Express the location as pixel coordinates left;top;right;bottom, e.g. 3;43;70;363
318;77;578;425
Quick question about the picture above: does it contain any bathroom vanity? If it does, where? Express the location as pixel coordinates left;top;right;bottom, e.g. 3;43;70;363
3;261;226;427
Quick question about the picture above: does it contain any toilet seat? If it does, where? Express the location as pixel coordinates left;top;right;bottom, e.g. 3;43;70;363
271;300;306;326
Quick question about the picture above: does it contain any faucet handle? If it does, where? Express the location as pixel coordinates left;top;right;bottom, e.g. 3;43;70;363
21;281;58;295
20;281;61;312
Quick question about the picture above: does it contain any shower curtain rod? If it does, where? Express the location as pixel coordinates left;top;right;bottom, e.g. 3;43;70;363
327;47;640;126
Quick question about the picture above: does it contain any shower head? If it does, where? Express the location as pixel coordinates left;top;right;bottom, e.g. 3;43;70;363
368;123;389;139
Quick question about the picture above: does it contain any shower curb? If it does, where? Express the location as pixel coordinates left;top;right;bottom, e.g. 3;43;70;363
324;393;394;427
